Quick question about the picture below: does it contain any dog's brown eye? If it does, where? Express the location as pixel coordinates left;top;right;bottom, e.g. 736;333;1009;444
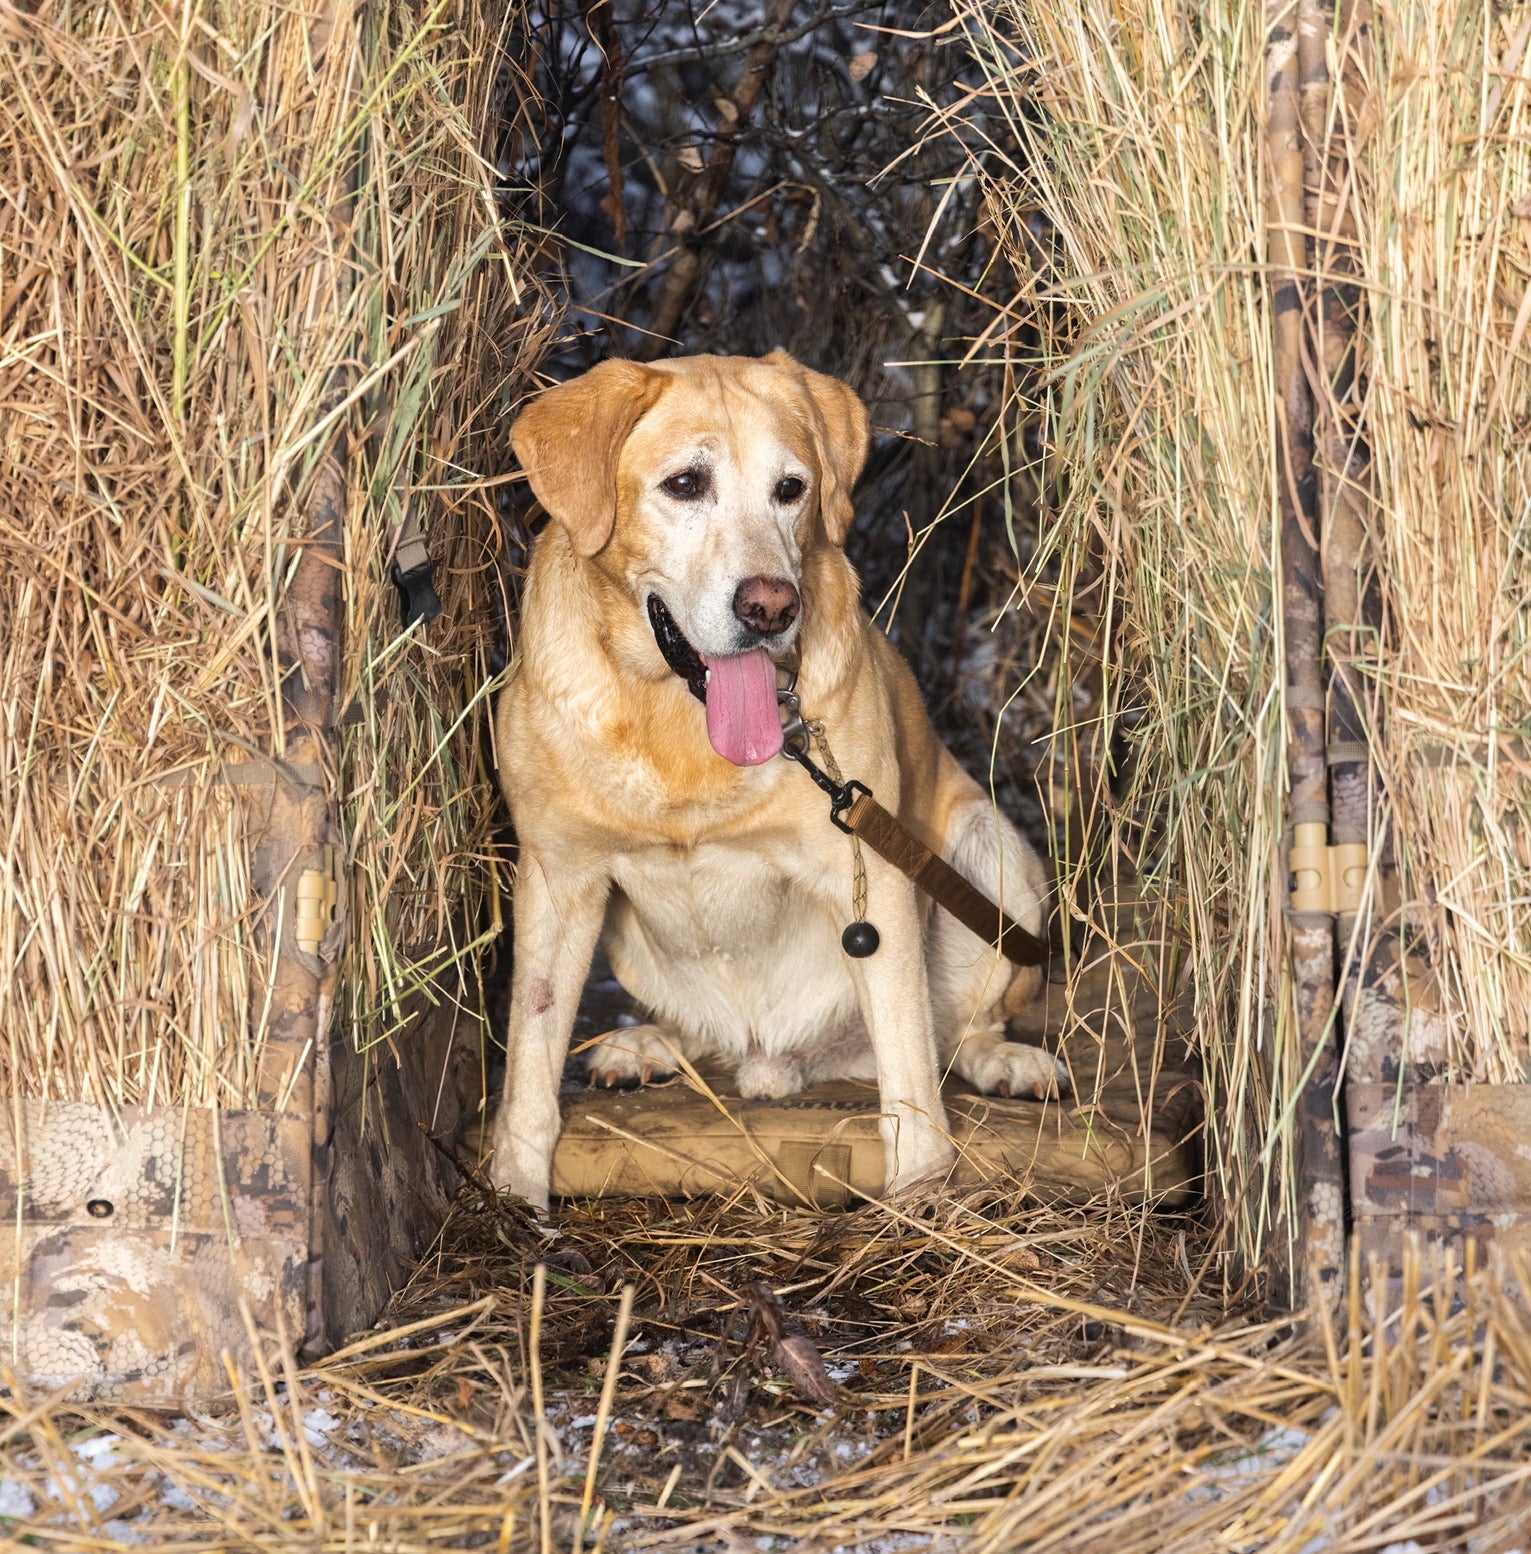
774;476;806;503
661;469;709;500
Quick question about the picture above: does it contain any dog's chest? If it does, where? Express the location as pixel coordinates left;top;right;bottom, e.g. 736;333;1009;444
607;840;808;960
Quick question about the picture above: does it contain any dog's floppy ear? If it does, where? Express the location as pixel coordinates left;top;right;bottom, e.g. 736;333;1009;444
510;360;665;557
765;351;870;545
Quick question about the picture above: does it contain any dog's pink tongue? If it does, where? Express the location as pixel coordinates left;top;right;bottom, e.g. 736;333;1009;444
703;650;783;766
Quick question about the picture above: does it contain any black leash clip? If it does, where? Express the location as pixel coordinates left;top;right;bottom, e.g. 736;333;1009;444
392;559;442;630
778;691;872;833
826;778;871;834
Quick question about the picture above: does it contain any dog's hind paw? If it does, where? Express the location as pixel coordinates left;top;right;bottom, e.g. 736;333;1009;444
586;1025;681;1089
959;1040;1070;1102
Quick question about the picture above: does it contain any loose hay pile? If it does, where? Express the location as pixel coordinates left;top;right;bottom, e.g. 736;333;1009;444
944;0;1293;1284
0;0;543;1106
3;1187;1531;1550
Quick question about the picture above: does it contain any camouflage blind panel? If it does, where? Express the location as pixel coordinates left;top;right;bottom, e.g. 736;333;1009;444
1349;1084;1531;1272
0;1103;310;1401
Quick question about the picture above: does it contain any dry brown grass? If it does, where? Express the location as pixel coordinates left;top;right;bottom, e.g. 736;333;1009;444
0;0;545;1105
3;1185;1531;1550
931;0;1288;1281
1363;5;1531;1081
5;6;1530;1538
926;0;1531;1279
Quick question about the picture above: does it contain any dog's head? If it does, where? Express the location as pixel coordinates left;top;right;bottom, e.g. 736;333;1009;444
511;352;870;764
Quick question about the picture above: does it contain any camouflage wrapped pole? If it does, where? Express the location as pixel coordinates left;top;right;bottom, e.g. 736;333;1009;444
1301;1;1413;1100
259;126;357;1333
1300;0;1376;875
1269;0;1345;1306
263;386;348;1350
1300;0;1463;1291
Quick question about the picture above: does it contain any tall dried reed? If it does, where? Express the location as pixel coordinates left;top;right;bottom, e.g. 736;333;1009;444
942;0;1530;1275
1;0;548;1106
1364;4;1531;1082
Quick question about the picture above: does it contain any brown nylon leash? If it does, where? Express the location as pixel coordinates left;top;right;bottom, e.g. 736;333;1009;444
842;792;1051;967
775;691;1052;968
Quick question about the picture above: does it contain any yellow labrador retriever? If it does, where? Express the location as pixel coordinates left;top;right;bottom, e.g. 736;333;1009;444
490;352;1066;1210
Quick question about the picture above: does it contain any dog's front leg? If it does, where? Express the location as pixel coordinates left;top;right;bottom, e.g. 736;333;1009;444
847;863;955;1195
490;854;608;1211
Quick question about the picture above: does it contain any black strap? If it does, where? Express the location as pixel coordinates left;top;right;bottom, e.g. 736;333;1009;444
392;559;442;629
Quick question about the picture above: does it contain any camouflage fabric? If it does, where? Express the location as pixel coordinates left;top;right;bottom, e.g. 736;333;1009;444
1350;1082;1531;1271
0;1102;309;1401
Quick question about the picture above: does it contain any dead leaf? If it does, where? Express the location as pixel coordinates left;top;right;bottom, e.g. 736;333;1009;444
677;146;705;174
939;406;977;446
774;1333;838;1409
741;1282;784;1345
739;1282;839;1408
636;1351;676;1382
662;1390;702;1421
848;50;878;83
544;1244;604;1295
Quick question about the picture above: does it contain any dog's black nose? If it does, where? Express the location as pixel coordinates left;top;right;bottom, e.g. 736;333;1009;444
733;576;800;637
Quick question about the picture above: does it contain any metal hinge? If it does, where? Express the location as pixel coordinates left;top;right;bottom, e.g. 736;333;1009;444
295;845;340;955
1289;823;1370;914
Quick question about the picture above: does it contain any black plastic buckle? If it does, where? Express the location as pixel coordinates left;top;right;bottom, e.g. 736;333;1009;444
392;560;442;630
830;779;871;833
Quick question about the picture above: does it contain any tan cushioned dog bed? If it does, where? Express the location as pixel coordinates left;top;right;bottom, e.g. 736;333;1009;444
548;1075;1198;1208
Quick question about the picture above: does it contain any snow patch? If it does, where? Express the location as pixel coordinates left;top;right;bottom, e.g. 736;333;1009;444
0;1479;35;1520
303;1407;340;1447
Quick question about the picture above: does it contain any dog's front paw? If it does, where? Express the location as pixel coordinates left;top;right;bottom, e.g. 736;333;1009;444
880;1114;956;1198
586;1025;680;1088
962;1039;1070;1102
884;1141;956;1198
488;1115;553;1213
737;1051;804;1099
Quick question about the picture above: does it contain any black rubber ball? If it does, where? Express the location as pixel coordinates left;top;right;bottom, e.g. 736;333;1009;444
841;921;880;958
